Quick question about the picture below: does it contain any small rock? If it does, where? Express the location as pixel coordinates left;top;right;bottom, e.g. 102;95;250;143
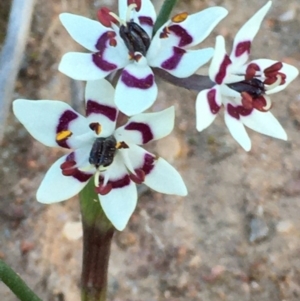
278;10;296;22
188;255;202;268
276;221;294;234
62;221;82;241
249;216;269;243
20;241;34;254
178;272;189;289
250;281;260;291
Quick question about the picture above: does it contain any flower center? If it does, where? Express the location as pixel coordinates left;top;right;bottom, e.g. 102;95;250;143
226;62;284;112
119;21;150;57
227;78;265;98
89;136;117;169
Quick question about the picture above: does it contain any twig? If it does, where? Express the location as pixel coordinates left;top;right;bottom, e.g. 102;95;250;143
0;0;35;143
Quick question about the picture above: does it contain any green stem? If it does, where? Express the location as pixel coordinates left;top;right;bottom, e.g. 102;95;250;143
153;0;178;35
0;259;42;301
79;178;115;301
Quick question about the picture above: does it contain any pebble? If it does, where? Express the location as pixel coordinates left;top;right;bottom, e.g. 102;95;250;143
249;216;269;243
276;221;294;234
278;10;296;22
20;241;35;254
62;221;83;241
188;255;202;268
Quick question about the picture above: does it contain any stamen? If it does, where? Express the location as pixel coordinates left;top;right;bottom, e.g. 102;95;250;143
95;182;113;195
245;63;260;80
262;95;272;111
94;170;101;187
56;130;72;141
126;3;137;22
265;74;282;91
241;92;253;110
264;62;283;74
116;141;129;149
160;26;170;39
109;12;126;26
89;122;102;135
97;7;119;27
129;169;145;184
172;12;188;23
128;0;141;12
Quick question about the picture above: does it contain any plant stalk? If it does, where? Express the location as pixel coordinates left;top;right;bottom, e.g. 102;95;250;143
0;259;43;301
80;178;115;301
153;0;178;35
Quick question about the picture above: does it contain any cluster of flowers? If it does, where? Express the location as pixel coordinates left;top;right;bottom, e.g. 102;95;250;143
13;0;298;230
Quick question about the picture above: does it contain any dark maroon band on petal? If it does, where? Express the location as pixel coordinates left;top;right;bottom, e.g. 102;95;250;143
227;104;240;120
65;153;92;182
93;31;118;72
138;16;154;27
168;24;193;47
92;53;117;72
125;122;154;144
207;89;221;114
215;55;231;84
121;70;154;89
141;153;155;175
110;174;131;189
56;110;78;148
227;104;252;120
86;100;117;121
161;46;186;70
235;41;251;58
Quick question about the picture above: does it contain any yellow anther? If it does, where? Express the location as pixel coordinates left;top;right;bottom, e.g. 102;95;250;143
172;12;188;23
116;141;129;149
89;122;102;135
56;130;72;141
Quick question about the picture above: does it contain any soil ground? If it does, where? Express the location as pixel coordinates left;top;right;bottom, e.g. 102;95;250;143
0;0;300;300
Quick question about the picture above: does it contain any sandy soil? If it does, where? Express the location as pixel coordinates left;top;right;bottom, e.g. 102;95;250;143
0;0;300;300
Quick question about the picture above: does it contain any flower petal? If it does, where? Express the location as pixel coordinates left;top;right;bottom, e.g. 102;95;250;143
100;179;137;231
246;59;299;93
168;7;228;48
115;62;157;115
59;52;114;80
59;13;108;52
100;152;137;231
114;106;174;144
37;151;93;204
229;1;272;68
224;106;251;151
144;157;187;196
196;87;221;131
133;0;156;37
149;47;214;78
13;99;91;149
208;36;243;84
119;144;187;195
241;110;287;141
85;79;118;137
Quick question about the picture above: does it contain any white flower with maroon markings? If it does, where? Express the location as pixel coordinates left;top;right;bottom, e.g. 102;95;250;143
13;79;187;231
196;1;299;151
58;0;228;116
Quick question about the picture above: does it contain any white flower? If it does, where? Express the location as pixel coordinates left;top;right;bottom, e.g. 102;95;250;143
13;79;187;231
196;1;299;151
58;0;228;115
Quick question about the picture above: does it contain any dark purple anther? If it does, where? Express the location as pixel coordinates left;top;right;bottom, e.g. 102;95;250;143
89;136;117;169
120;21;150;56
227;78;265;98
